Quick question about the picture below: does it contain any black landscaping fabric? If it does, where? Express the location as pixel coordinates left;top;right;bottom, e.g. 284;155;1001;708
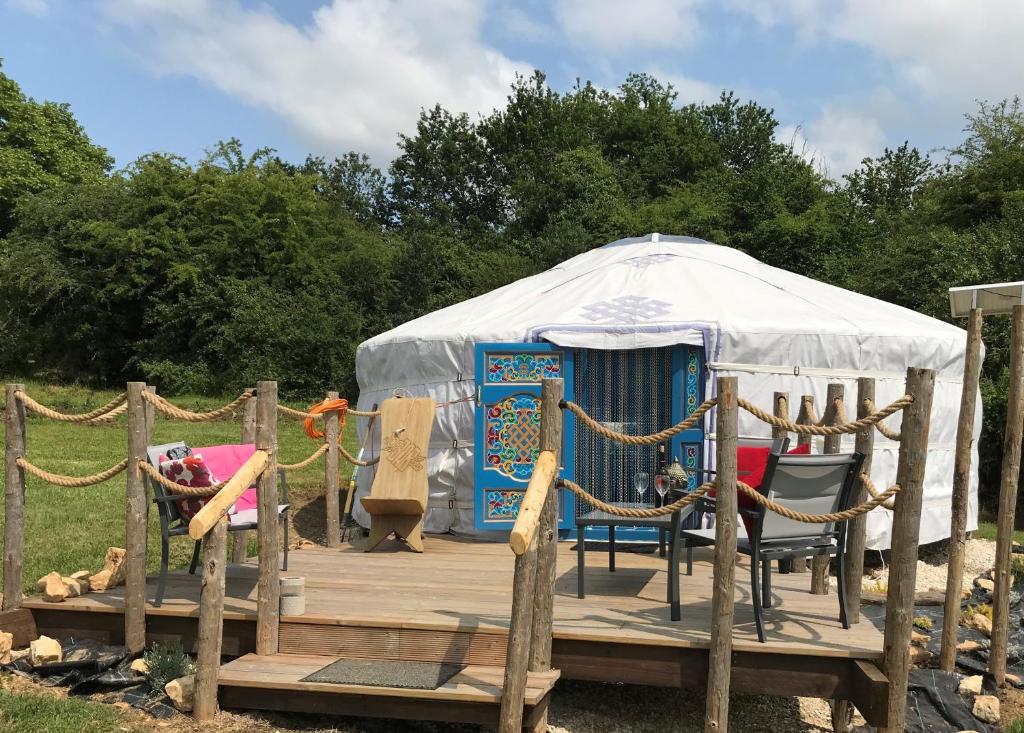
302;658;463;689
1;637;179;718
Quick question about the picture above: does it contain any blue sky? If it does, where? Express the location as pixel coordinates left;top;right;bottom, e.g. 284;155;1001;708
3;0;1022;178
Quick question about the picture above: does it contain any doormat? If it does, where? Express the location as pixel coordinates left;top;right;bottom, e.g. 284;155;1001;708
301;659;463;690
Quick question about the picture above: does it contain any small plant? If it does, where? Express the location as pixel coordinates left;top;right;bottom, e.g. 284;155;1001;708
863;578;888;594
142;641;196;693
1010;555;1024;585
1004;717;1024;733
961;602;994;625
913;615;933;631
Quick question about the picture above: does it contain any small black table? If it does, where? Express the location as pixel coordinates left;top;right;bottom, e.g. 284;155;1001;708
574;501;695;613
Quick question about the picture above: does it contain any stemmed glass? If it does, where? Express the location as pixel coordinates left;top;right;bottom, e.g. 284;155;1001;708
655;474;669;505
633;471;649;505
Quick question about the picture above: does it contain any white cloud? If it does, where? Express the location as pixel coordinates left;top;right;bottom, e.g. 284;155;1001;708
554;0;705;53
735;0;1024;106
98;0;532;162
6;0;49;16
493;4;555;43
780;107;886;177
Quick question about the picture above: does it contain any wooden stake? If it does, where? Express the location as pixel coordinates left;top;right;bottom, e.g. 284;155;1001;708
812;383;844;594
991;305;1024;686
845;377;875;625
881;367;935;733
124;382;149;653
498;536;538;733
705;376;738;733
772;392;789;442
144;385;156;438
325;390;341;548
792;394;815;573
255;380;280;656
530;379;563;713
2;384;26;611
193;517;228;721
940;307;983;671
232;390;257;564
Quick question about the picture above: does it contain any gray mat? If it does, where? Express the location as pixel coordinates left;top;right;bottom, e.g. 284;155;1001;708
301;659;463;690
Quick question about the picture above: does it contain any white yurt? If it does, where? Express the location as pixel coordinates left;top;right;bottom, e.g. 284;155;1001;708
352;234;979;549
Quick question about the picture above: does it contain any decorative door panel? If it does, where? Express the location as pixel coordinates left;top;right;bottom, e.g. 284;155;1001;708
670;345;706;493
474;343;574;532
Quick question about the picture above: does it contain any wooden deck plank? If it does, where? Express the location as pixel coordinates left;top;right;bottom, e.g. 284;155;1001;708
23;536;883;659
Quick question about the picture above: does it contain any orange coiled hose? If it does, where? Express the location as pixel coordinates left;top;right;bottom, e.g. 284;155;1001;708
303;398;349;441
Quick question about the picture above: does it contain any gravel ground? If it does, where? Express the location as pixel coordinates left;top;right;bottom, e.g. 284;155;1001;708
866;537;996;594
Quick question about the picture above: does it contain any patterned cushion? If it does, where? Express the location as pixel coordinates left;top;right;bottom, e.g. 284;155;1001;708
159;454;220;521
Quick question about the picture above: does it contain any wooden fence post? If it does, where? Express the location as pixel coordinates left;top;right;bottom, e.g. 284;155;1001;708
940;307;984;671
255;380;280;656
991;305;1024;686
812;383;844;594
325;390;341;548
498;540;538;733
527;378;563;730
705;376;738;733
881;367;935;733
792;395;815;573
772;392;791;574
232;389;257;564
846;377;875;625
125;382;149;653
3;383;26;611
193;517;228;721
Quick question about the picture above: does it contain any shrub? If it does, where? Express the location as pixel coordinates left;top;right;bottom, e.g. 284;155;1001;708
142;641;196;693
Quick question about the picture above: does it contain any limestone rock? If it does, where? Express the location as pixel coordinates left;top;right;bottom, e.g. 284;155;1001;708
29;635;62;666
909;645;933;665
165;674;194;712
967;612;992;636
911;631;930;646
972;694;1000;724
958;640;984;653
40;572;68;603
89;548;126;592
958;675;984;696
70;571;92;591
61;577;84;597
9;647;29;663
130;658;149;675
0;631;12;665
975;578;995;592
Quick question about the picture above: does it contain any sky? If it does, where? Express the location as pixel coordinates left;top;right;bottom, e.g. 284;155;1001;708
2;0;1023;179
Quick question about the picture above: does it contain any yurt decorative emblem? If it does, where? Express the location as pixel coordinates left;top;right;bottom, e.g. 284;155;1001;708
580;295;671;322
382;434;426;472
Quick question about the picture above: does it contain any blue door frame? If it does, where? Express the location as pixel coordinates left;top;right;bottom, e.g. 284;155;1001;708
473;343;575;532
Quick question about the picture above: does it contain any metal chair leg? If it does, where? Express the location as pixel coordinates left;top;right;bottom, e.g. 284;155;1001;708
155;536;170;608
762;555;773;608
751;552;765;643
282;514;290;572
188;538;202;575
836;550;849;629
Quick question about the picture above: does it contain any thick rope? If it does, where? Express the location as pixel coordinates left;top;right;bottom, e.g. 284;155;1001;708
347;407;382;417
16;457;128;487
278;404;321;420
738;395;913;436
142;390;253;422
84;402;128;424
736;477;901;522
861;472;896;511
15;391;128;423
340;445;380;467
863;399;902;441
279;443;329;471
563;398;717;445
137;460;225;496
559;479;715;517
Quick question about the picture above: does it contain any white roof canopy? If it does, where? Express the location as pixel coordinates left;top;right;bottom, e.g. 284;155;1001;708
949;281;1024;317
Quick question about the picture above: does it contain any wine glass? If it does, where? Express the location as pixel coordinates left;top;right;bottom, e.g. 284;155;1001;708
655;474;669;504
633;471;649;505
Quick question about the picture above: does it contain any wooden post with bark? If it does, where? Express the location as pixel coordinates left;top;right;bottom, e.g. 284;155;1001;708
940;307;984;671
528;378;563;732
991;305;1024;686
791;394;815;573
881;367;935;733
255;380;280;656
705;376;738;733
124;382;149;653
3;383;26;611
232;389;257;564
324;390;342;548
845;377;875;625
193;516;228;721
811;383;844;594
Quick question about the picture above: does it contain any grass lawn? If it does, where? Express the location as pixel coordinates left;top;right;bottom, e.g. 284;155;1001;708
974;516;1024;545
0;381;360;596
0;684;138;733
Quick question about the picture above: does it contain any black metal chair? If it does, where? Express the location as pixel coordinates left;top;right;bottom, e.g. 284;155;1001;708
146;442;290;607
675;446;864;642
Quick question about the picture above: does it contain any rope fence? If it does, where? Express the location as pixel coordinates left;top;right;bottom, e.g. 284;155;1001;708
15;391;127;423
563;398;716;445
16;456;128;487
560;478;714;517
141;390;253;422
864;399;903;441
737;395;913;436
279;443;329;471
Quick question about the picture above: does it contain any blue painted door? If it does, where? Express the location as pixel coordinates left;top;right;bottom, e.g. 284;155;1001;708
473;343;575;532
670;345;706;493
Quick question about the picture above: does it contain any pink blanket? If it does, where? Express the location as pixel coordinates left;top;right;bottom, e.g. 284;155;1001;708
193;443;258;512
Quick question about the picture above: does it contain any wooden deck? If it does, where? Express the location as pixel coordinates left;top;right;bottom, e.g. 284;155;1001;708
23;535;889;726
